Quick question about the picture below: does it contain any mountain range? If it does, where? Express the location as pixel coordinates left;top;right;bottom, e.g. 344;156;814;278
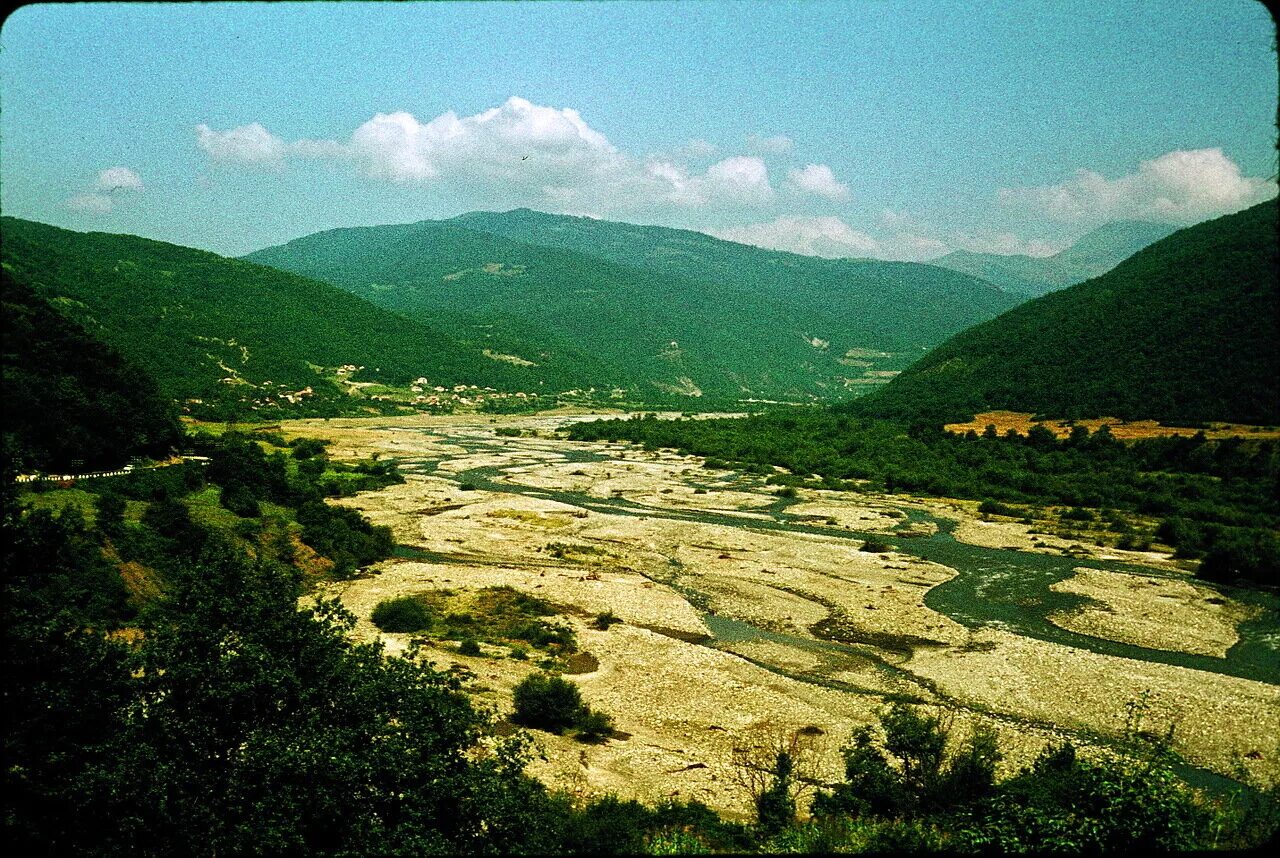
0;217;544;420
245;210;1020;402
932;220;1178;296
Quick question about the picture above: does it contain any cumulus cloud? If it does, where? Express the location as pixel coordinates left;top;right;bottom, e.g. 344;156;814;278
67;193;115;214
194;97;779;216
95;166;143;192
66;165;145;214
747;133;794;155
999;148;1277;225
710;215;958;262
679;138;718;159
785;163;851;200
196;122;288;166
709;216;880;258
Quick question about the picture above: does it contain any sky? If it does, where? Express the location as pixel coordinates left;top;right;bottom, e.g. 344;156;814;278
1;0;1276;259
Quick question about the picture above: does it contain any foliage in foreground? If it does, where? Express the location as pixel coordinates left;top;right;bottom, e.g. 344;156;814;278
5;435;1277;853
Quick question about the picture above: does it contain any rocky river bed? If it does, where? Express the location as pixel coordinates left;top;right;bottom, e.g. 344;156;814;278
280;411;1280;817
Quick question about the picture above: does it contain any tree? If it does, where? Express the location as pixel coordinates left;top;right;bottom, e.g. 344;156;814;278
511;673;583;733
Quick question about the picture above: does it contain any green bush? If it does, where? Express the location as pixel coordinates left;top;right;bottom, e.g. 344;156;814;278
458;638;482;656
511;673;583;733
220;482;261;518
370;596;434;633
592;610;621;630
575;708;615;743
978;499;1018;517
860;540;893;553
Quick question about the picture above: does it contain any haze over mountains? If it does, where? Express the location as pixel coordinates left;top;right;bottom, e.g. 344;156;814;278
246;210;1020;402
932;220;1179;296
854;200;1279;425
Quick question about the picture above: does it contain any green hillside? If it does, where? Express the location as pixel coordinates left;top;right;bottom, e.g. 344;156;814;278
247;211;1019;403
2;273;182;471
934;220;1177;296
0;217;543;419
854;200;1279;424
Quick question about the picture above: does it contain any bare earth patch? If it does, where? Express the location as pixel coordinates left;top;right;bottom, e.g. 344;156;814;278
946;410;1280;441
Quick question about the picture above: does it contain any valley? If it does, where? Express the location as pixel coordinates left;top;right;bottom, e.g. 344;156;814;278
280;411;1280;817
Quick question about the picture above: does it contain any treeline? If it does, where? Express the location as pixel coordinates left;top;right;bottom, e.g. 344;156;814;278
567;411;1280;587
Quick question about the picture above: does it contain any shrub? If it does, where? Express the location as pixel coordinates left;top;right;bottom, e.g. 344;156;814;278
512;619;577;651
220;482;261;518
511;673;583;733
370;596;434;633
978;500;1017;517
775;486;798;498
575;708;615;744
592;610;621;630
755;752;797;836
458;638;482;656
860;540;892;553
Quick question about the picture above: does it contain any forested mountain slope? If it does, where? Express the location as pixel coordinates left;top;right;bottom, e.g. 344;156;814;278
854;200;1279;424
0;217;540;418
246;210;1019;402
1;273;182;471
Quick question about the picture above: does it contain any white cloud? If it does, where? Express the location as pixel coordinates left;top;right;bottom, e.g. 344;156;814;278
196;122;288;166
880;208;910;228
67;193;115;214
194;97;779;216
709;216;880;258
680;138;718;159
999;148;1277;225
892;234;949;261
747;133;794;155
704;155;774;203
95;166;142;192
785;163;851;200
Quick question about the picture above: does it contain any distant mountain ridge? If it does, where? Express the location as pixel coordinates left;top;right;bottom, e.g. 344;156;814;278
934;220;1178;295
0;217;542;419
246;209;1021;403
853;200;1279;425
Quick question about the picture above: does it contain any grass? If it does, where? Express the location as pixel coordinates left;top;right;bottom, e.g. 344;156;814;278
370;586;577;655
17;488;99;524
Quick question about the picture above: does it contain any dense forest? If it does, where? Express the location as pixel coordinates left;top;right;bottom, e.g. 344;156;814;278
1;272;182;472
567;411;1280;588
0;217;543;420
246;209;1019;402
852;200;1280;425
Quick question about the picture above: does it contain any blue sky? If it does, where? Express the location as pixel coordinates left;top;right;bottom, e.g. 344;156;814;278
2;0;1275;258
